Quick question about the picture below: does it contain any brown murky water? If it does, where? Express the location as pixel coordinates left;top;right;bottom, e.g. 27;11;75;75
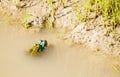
0;13;120;77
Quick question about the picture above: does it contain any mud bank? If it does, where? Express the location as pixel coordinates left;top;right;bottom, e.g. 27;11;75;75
1;9;120;77
0;0;120;56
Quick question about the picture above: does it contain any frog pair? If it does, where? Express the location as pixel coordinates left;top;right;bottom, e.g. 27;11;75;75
29;40;47;55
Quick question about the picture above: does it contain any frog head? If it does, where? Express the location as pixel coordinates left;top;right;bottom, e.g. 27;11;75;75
38;40;48;51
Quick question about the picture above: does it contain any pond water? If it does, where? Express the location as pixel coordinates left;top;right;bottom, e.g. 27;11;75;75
0;13;120;77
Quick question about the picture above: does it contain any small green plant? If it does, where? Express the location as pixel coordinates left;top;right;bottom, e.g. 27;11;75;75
22;9;32;29
61;0;65;7
74;5;83;22
46;17;54;29
85;0;92;19
48;0;55;16
47;0;56;29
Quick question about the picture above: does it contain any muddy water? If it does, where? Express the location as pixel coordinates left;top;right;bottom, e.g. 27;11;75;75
0;15;120;77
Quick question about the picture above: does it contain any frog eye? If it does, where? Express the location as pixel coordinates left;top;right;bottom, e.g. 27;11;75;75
38;40;47;47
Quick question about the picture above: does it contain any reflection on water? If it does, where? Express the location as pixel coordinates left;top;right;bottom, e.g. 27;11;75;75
0;14;120;77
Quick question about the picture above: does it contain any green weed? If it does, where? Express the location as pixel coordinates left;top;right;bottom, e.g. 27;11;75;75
74;5;83;22
22;9;32;29
61;0;65;7
48;0;55;16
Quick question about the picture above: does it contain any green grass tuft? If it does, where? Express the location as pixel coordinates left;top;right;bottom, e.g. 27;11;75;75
82;0;120;30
